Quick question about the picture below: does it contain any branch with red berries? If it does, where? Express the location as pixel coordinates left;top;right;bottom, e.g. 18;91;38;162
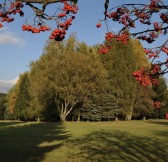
0;0;78;41
97;0;168;86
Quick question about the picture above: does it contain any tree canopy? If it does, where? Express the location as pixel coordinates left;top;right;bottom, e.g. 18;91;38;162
29;36;108;121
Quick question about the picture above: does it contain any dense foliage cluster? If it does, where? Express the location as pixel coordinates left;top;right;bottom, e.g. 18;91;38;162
2;36;168;121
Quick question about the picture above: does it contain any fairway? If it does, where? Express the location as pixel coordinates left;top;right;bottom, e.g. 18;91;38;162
0;120;168;162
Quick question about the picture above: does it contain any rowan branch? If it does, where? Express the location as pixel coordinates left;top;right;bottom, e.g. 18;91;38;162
131;26;168;36
18;0;70;5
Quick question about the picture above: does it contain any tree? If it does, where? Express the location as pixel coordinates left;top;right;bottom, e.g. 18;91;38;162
13;72;31;120
5;85;18;119
5;72;31;120
0;93;7;120
99;38;152;120
133;86;155;120
1;0;168;84
152;77;168;118
30;36;108;121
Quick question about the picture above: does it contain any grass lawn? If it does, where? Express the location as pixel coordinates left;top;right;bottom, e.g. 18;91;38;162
0;120;168;162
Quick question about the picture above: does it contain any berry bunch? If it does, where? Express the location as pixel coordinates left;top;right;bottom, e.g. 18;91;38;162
105;32;115;41
49;28;66;41
62;1;78;14
154;101;161;109
160;13;168;23
116;33;130;44
144;49;159;59
162;46;168;54
98;45;111;54
96;23;102;28
133;69;152;86
151;64;161;73
133;65;160;86
49;1;78;41
137;35;155;44
0;1;24;28
59;16;75;30
22;24;50;33
153;22;162;31
20;1;78;41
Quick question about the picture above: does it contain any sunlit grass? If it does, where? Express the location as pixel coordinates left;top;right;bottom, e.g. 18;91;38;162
0;120;168;162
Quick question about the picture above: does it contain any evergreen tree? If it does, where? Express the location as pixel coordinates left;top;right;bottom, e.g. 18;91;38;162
0;93;6;120
14;73;31;120
152;77;168;119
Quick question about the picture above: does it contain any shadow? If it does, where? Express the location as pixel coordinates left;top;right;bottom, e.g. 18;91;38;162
66;130;168;162
0;122;70;162
153;130;168;138
0;121;24;127
147;120;168;126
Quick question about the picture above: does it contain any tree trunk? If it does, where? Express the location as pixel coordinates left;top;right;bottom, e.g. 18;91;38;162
37;117;40;122
115;117;118;121
77;115;80;122
125;114;132;120
125;104;134;120
125;110;133;120
60;115;66;122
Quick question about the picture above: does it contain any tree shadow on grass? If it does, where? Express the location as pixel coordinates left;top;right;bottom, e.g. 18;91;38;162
66;130;168;162
0;122;70;162
147;120;168;126
0;121;24;127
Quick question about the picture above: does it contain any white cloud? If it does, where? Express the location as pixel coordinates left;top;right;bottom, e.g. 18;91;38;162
0;27;26;47
0;77;18;93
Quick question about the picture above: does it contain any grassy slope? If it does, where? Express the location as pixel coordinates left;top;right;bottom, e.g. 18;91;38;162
0;120;168;162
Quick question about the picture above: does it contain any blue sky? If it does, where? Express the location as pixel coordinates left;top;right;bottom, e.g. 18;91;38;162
0;0;167;82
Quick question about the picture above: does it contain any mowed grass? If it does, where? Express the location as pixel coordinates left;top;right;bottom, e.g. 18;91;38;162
0;120;168;162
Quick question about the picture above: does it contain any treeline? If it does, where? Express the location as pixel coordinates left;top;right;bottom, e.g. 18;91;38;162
1;35;168;121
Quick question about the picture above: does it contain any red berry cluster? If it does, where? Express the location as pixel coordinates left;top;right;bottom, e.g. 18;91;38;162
106;7;125;21
49;1;78;41
149;31;159;39
59;16;75;30
153;22;162;31
58;12;67;18
160;13;168;23
133;68;159;86
116;33;130;44
166;113;168;120
97;32;129;55
137;35;155;44
105;8;135;28
162;46;168;54
96;23;102;28
0;1;24;28
151;64;161;73
105;32;115;41
98;45;111;54
154;101;161;109
62;1;78;14
22;24;50;33
133;69;152;86
135;10;150;20
49;28;66;41
144;49;159;59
